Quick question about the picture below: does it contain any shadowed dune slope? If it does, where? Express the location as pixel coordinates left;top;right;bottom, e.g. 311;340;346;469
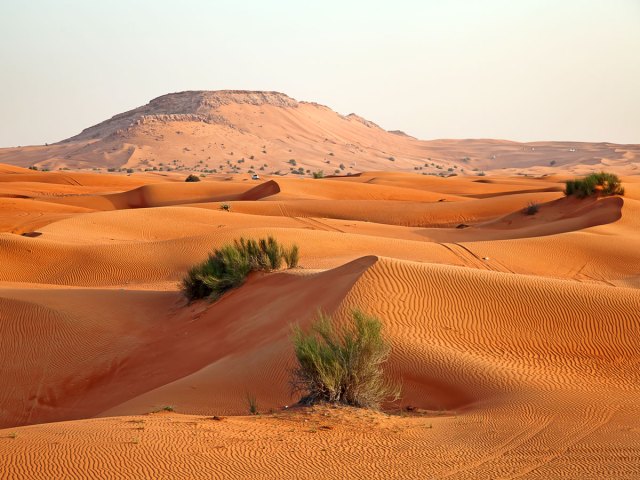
0;257;376;428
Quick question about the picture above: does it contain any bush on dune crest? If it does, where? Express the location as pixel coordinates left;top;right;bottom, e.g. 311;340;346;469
564;172;624;198
182;236;299;301
291;309;400;409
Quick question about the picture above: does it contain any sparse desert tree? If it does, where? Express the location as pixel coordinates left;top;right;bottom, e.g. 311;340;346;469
185;174;201;182
291;309;400;409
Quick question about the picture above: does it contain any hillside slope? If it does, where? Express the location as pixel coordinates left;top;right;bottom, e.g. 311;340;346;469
0;91;638;175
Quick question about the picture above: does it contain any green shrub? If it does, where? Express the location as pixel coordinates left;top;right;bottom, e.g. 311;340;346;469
182;237;299;301
564;172;624;198
246;394;258;415
312;171;324;179
283;244;299;268
291;310;400;409
185;174;201;182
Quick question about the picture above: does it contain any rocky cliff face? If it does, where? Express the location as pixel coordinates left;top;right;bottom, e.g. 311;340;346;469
64;91;299;142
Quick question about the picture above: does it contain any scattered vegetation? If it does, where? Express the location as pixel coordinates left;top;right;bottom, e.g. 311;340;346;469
220;202;231;211
564;172;624;198
246;394;259;415
290;309;400;409
523;202;539;215
182;237;300;301
185;174;201;182
153;405;175;413
312;171;324;179
282;244;299;269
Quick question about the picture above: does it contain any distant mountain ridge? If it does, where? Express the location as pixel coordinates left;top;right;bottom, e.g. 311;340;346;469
0;90;638;176
64;91;301;142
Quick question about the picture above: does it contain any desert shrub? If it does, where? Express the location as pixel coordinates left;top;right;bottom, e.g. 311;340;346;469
185;174;201;182
246;394;258;415
291;310;400;409
182;237;299;301
283;244;299;268
523;202;539;215
564;172;624;198
312;171;324;179
220;203;231;211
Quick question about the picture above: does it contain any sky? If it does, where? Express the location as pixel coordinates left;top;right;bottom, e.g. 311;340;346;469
0;0;638;147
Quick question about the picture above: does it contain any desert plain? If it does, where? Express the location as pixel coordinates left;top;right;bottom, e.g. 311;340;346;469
0;91;639;479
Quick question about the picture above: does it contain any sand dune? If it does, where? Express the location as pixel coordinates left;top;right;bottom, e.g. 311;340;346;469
1;256;639;478
0;162;639;478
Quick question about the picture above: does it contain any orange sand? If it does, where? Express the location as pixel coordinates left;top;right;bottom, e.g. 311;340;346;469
0;135;639;478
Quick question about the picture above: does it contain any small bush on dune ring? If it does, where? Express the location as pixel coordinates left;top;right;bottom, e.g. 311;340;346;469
185;174;201;182
182;236;300;301
291;309;400;409
523;202;539;215
564;172;624;198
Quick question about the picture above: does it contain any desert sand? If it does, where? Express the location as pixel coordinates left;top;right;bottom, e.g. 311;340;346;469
0;92;639;479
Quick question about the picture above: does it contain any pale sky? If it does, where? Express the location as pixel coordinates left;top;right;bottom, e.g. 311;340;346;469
1;0;638;147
